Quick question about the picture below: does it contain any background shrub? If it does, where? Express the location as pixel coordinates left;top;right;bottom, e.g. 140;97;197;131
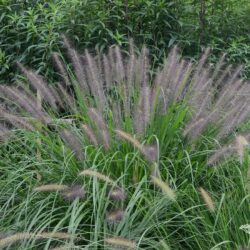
1;0;250;84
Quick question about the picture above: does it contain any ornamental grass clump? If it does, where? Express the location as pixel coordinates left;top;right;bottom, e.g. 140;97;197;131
0;36;249;166
0;36;249;249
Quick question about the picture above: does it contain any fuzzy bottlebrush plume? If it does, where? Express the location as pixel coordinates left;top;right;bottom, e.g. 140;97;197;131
52;52;71;86
104;237;136;249
0;106;35;131
33;184;68;192
61;35;89;95
0;86;50;124
235;135;248;163
33;184;85;201
114;129;158;163
106;209;125;224
0;232;76;248
59;129;84;160
108;187;127;201
81;124;98;146
207;134;249;166
207;145;236;166
88;108;110;150
61;185;85;201
16;62;58;110
1;36;250;167
199;187;216;212
151;176;176;201
79;169;115;185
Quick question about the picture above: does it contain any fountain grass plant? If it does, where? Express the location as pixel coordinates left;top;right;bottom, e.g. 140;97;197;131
0;37;249;249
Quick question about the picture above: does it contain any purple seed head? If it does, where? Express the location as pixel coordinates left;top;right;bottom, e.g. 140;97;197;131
61;185;85;201
106;209;124;224
108;187;127;202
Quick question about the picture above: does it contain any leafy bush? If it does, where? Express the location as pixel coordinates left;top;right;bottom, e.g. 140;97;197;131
1;0;250;84
0;39;249;249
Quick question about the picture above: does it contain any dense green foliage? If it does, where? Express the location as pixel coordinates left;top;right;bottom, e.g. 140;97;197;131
1;0;250;84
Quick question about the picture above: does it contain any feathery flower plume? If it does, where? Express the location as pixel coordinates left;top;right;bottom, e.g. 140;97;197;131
211;80;241;116
106;209;125;224
95;49;103;75
61;185;85;201
199;187;216;212
114;45;125;82
172;59;188;98
79;169;115;185
33;184;68;192
52;52;71;86
115;129;157;162
104;237;136;249
0;108;35;131
0;232;75;248
112;103;123;129
88;108;107;130
88;108;110;150
56;83;76;112
225;65;243;87
84;49;106;109
207;145;236;166
133;105;144;135
151;176;176;201
188;71;212;116
139;46;149;88
59;129;84;160
108;187;127;201
103;54;112;87
235;135;248;163
191;48;210;86
17;62;58;110
0;86;50;123
213;64;232;88
210;53;226;83
141;145;158;163
217;103;247;140
62;35;89;94
114;129;143;151
134;85;152;134
183;118;205;139
125;39;136;111
107;46;116;83
81;124;98;146
161;46;178;91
